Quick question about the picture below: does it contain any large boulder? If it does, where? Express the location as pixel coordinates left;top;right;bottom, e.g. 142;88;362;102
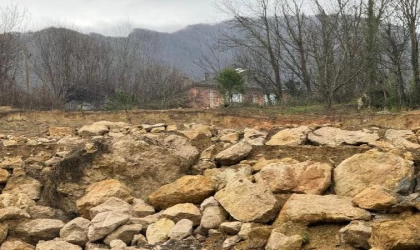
60;217;91;246
200;205;228;230
339;221;371;249
89;197;134;218
161;203;201;226
385;129;420;150
132;199;155;217
0;193;36;210
0;207;30;222
266;230;302;250
0;240;35;250
266;126;311;146
334;151;415;197
76;179;133;218
369;213;420;250
168;219;194;240
147;175;215;210
204;164;253;190
237;223;272;249
215;142;253;166
214;179;279;223
87;212;130;242
77;123;109;137
103;224;142;245
243;128;268;146
49;126;74;137
84;135;198;202
35;239;82;250
278;194;371;225
3;176;42;200
255;160;332;194
352;185;398;211
146;218;175;244
308;127;379;147
17;219;65;241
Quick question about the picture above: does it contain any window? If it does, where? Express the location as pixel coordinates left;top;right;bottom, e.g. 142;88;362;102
232;93;243;103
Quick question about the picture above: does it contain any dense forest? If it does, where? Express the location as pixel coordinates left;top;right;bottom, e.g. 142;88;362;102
1;0;420;110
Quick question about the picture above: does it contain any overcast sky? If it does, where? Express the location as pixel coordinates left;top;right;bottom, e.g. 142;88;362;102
1;0;225;34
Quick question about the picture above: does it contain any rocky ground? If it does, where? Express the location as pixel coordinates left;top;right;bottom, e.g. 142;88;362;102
0;111;419;250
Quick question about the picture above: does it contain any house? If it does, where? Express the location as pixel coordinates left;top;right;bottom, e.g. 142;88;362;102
187;71;282;108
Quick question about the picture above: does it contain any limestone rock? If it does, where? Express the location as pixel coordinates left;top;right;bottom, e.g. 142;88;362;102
220;133;240;144
163;135;200;166
334;151;414;197
3;176;42;200
223;235;241;249
278;194;371;225
88;212;130;242
252;158;298;173
109;239;126;249
385;129;420;150
0;157;23;169
0;240;35;250
0;207;30;222
147;175;215;210
78;124;109;137
35;239;82;250
28;206;68;221
168;219;193;240
352;185;398;210
369;214;420;250
60;217;91;246
214;179;279;223
104;224;142;245
220;221;243;235
237;223;272;248
0;224;7;244
215;142;253;166
266;231;302;250
161;203;201;226
146;218;175;244
204;164;253;191
131;234;147;247
132;199;155;217
200;205;227;230
181;124;213;140
339;221;371;249
0;170;9;184
255;160;332;195
308;127;379;147
200;196;220;211
266;126;311;146
199;145;217;161
243;128;268;146
76;179;133;218
89;197;134;219
49;127;74;137
191;161;217;175
18;219;65;241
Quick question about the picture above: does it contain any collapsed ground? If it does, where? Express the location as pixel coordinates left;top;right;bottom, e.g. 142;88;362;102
0;109;418;250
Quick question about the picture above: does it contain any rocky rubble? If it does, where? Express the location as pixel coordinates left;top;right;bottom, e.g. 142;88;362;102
0;121;418;249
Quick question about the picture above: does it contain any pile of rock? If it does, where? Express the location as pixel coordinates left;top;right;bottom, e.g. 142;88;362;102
0;121;418;250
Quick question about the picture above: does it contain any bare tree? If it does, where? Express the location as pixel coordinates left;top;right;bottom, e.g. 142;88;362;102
217;0;284;101
307;0;365;108
379;16;410;108
278;0;312;94
394;0;420;105
0;3;27;106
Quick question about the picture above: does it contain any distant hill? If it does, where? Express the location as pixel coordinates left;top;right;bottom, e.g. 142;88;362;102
131;22;233;80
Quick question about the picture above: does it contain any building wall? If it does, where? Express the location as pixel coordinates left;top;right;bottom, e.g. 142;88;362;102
188;87;266;108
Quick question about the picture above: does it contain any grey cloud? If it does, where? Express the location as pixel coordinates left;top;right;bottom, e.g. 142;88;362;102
2;0;223;33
